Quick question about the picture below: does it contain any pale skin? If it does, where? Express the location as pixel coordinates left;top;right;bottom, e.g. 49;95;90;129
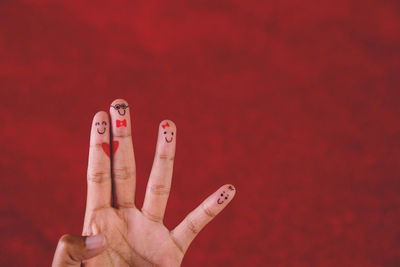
52;99;236;267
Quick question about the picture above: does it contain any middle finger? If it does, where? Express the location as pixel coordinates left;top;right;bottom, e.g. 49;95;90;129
109;98;136;208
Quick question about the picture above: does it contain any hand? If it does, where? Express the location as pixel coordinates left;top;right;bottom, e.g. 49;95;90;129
51;99;236;267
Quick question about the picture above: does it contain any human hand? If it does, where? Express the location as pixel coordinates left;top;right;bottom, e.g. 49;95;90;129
52;99;236;267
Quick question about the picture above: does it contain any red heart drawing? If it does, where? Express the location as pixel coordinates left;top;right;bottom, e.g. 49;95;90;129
102;141;119;158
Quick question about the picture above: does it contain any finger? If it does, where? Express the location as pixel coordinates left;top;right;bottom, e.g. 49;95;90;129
51;234;106;267
110;99;136;208
171;184;236;253
142;120;176;222
86;111;112;213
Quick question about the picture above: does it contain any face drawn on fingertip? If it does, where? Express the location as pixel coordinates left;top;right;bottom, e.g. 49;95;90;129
161;121;175;144
217;190;230;204
94;120;108;134
217;185;235;205
110;102;129;116
110;100;132;135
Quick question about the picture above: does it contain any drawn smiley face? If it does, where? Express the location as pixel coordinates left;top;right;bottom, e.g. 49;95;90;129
217;190;230;204
161;122;174;143
111;103;129;116
95;121;107;134
163;130;174;143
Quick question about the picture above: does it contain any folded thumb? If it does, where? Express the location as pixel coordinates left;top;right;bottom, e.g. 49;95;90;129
51;234;106;267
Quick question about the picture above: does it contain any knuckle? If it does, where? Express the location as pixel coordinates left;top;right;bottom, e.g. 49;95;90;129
142;208;163;223
58;234;73;249
149;184;170;196
113;133;132;138
90;143;103;149
185;218;199;235
87;170;110;183
113;166;135;180
58;234;83;262
201;205;216;218
158;154;174;161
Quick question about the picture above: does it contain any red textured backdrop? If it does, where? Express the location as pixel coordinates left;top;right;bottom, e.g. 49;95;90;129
1;0;400;266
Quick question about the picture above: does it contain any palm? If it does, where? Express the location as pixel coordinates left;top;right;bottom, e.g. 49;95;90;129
81;99;235;267
83;207;183;266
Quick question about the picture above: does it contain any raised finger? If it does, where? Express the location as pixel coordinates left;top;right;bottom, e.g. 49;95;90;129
142;120;176;222
85;111;112;214
109;99;136;208
170;184;236;253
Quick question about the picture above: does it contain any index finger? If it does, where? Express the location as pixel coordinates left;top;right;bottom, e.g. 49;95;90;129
85;111;112;214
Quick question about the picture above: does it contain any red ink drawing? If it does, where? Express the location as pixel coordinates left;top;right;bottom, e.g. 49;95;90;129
162;122;174;143
102;141;119;158
116;119;127;128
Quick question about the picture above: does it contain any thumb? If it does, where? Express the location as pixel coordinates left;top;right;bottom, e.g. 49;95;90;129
51;234;106;267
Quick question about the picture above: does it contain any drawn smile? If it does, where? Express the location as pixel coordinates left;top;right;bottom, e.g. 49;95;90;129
162;122;174;143
117;109;126;116
217;190;229;205
97;128;106;134
111;103;129;116
95;121;108;135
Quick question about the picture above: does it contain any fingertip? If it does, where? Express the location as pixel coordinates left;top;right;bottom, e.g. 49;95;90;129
160;119;176;129
226;184;236;200
90;111;110;144
110;98;129;109
211;184;236;208
111;98;129;104
109;98;131;135
225;184;236;193
220;184;236;192
157;119;176;154
159;120;177;137
92;111;109;122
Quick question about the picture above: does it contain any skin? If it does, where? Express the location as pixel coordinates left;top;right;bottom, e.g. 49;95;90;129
52;99;236;267
95;121;107;135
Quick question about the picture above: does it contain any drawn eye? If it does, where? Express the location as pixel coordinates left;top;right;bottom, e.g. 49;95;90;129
164;131;167;134
102;121;107;125
95;122;100;126
225;197;228;199
115;104;120;109
171;132;174;135
121;104;126;109
220;193;223;196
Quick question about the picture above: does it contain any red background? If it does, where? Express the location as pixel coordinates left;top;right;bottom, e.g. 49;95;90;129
1;0;400;266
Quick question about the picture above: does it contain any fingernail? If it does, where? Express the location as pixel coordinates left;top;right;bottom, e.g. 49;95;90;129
85;234;105;250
